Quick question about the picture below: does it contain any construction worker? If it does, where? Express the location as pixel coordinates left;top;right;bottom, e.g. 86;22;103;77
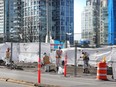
56;46;62;72
80;51;90;73
42;53;51;72
5;48;11;65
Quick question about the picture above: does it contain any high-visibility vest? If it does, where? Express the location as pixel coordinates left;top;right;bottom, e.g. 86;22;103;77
43;56;50;64
81;54;88;60
56;49;62;58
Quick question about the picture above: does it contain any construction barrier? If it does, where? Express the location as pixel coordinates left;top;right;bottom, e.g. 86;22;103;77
64;53;67;77
38;58;41;83
97;62;107;80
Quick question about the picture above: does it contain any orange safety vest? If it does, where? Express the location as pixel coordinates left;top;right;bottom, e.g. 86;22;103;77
6;51;10;58
43;56;50;64
56;49;62;58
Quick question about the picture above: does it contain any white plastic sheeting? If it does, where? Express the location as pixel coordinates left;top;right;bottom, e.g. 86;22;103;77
0;43;20;62
109;47;116;79
19;42;50;62
50;47;113;66
0;42;50;63
0;43;10;60
0;42;116;67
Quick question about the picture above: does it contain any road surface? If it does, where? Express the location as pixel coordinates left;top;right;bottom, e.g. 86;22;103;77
0;68;116;87
0;81;29;87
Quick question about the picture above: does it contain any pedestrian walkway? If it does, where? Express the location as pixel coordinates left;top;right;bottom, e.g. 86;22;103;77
0;67;115;87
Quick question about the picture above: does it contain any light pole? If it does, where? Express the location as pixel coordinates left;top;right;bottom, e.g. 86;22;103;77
39;34;41;60
38;22;42;84
38;22;42;61
10;34;13;63
74;41;78;77
10;28;14;63
66;33;72;48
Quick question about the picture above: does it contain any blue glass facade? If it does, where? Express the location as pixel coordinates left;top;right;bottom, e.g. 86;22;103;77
52;0;74;45
108;0;116;45
4;0;74;43
4;0;23;42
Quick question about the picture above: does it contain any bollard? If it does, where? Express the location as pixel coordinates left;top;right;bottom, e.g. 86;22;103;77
38;58;41;83
97;62;107;80
64;53;67;77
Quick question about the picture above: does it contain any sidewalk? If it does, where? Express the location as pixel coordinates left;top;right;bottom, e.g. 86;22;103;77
0;62;113;79
20;62;116;82
0;65;115;87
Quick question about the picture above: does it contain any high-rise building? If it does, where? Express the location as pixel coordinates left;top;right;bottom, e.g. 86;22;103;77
3;0;74;44
108;0;116;45
4;0;23;42
52;0;74;45
23;0;74;44
12;0;24;42
23;0;53;42
0;0;4;42
81;0;100;46
99;0;108;45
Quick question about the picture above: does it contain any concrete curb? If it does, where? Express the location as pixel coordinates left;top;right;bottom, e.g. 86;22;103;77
0;77;35;86
0;77;61;87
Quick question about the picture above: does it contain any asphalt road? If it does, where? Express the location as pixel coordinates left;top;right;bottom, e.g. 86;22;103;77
0;68;116;87
0;81;29;87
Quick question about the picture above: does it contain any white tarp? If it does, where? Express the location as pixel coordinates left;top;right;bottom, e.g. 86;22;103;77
110;47;116;79
0;42;116;67
19;42;50;62
0;42;50;63
50;47;113;66
112;63;116;80
0;43;10;60
0;43;20;62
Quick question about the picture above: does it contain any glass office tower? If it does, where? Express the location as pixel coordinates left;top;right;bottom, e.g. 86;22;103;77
81;0;100;46
99;0;108;45
4;0;23;42
0;0;4;42
108;0;116;45
23;0;74;44
23;0;52;42
3;0;74;44
52;0;74;44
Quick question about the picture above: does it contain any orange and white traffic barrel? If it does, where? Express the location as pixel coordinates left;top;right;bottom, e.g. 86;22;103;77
97;62;107;80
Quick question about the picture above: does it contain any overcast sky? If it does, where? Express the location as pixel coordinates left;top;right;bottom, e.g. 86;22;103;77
74;0;86;40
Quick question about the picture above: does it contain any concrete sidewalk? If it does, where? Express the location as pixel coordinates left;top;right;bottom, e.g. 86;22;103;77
0;64;115;87
0;68;115;87
8;62;114;81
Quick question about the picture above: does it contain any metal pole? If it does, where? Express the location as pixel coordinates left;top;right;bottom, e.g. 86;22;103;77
10;40;13;63
39;35;41;60
46;0;50;43
66;34;67;48
38;36;41;83
74;41;78;77
38;22;41;83
64;53;67;77
66;33;72;48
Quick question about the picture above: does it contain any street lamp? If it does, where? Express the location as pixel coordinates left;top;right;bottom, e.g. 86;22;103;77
66;33;72;48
